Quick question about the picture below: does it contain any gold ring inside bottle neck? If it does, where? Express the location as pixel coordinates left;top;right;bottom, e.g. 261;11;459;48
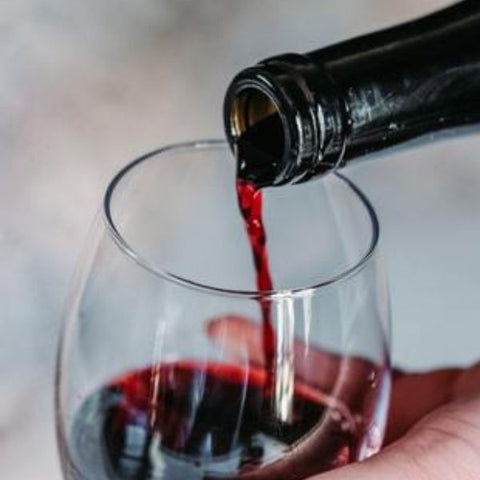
231;88;281;139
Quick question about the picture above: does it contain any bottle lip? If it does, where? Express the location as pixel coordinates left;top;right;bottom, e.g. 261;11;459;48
224;54;346;186
223;65;298;186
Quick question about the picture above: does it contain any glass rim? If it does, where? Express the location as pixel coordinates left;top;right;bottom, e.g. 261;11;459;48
103;139;380;299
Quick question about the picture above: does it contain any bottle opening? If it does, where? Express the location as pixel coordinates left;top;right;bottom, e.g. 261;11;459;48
231;88;286;166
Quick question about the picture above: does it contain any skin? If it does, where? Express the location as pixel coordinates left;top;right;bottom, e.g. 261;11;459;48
207;315;480;480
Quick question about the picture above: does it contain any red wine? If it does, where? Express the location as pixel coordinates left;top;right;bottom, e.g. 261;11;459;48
236;179;275;403
236;115;288;422
235;114;284;187
66;361;366;479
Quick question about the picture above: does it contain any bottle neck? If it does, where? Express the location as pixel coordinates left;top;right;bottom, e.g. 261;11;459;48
224;0;480;186
224;55;348;186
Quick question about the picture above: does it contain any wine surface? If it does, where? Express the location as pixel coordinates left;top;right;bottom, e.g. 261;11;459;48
67;361;361;480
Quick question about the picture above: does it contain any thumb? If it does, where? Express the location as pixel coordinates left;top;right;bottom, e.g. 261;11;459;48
311;393;480;479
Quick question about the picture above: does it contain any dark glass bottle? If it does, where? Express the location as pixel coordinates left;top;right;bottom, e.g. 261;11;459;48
224;0;480;187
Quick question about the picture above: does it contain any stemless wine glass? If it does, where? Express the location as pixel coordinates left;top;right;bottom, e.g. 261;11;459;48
56;140;391;480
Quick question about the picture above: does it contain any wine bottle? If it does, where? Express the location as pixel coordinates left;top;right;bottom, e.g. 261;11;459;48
224;0;480;187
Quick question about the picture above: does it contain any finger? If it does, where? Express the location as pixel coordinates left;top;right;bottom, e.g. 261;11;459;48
387;362;480;443
208;314;349;391
387;368;459;442
208;314;390;402
207;314;267;366
207;314;387;417
207;315;480;447
310;393;480;479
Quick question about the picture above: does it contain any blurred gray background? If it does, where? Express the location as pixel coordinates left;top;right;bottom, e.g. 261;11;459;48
2;0;480;477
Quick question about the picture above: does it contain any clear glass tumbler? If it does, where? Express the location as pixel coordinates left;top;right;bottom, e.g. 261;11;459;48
56;140;391;480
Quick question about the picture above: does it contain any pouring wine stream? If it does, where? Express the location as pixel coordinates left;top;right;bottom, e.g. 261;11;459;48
235;117;295;424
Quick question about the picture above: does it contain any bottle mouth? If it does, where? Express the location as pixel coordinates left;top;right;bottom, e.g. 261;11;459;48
224;75;293;187
230;88;286;163
224;54;347;186
223;57;324;186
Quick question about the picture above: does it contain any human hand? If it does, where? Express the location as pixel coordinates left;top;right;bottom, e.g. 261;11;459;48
208;315;480;479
